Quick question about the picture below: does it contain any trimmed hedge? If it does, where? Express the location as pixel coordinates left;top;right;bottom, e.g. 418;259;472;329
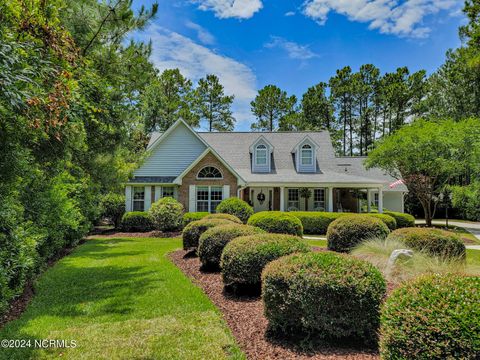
221;233;309;291
387;227;466;259
198;224;264;269
203;213;242;224
149;197;184;231
247;211;303;236
263;252;386;344
182;212;209;227
368;213;397;230
182;219;233;251
121;212;153;232
216;197;254;224
384;211;415;228
327;214;390;253
291;212;344;235
380;274;480;359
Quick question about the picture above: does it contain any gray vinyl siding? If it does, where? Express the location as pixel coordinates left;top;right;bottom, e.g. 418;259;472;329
134;123;207;177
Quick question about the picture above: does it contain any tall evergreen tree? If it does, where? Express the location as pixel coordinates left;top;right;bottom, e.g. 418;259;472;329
194;74;235;131
301;82;334;130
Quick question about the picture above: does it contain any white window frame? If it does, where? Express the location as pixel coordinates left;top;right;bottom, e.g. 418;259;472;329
313;188;326;211
255;144;268;166
196;186;223;213
287;188;299;210
132;186;145;211
162;187;175;198
196;166;223;180
300;144;313;166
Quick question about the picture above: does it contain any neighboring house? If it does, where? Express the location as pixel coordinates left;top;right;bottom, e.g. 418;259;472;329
125;119;407;214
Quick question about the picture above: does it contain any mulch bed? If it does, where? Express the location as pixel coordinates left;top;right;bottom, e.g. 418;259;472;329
169;250;380;360
86;230;182;239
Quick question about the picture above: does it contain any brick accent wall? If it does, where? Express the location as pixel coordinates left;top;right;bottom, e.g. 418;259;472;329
178;152;238;211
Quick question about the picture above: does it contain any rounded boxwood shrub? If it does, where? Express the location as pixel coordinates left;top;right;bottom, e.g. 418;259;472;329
262;252;386;344
203;213;242;224
216;197;254;224
121;212;153;232
291;212;344;235
387;227;466;259
149;197;184;231
198;224;264;269
384;211;415;228
182;212;209;227
182;219;233;251
327;214;390;253
368;213;397;230
247;211;303;236
221;233;309;291
380;274;480;359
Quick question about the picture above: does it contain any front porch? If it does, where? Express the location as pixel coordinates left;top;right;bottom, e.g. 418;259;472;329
239;186;386;214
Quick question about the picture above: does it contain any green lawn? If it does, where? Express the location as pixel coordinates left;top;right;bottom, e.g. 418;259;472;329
0;237;244;360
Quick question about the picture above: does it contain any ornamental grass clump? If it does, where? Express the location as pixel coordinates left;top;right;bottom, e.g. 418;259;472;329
182;219;234;251
327;214;390;253
387;227;465;259
198;224;264;270
216;197;253;224
221;233;309;292
380;274;480;359
247;211;303;236
262;252;386;345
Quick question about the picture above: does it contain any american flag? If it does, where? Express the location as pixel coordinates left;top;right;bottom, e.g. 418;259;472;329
389;179;404;189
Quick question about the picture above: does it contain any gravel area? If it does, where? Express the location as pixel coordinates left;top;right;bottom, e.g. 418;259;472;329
169;250;379;360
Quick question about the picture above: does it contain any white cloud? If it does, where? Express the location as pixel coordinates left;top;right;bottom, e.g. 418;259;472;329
285;11;296;17
302;0;457;38
139;25;257;126
193;0;263;19
185;21;215;45
265;36;318;60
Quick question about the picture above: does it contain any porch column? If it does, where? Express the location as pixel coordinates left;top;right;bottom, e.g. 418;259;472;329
327;187;333;212
280;187;285;211
367;189;372;213
378;187;383;213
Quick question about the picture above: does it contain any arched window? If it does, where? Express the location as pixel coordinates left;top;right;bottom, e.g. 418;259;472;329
300;144;313;166
255;144;268;166
197;166;223;179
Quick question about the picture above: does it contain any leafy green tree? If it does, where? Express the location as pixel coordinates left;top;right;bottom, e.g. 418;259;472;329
142;69;199;132
194;74;235;131
250;85;297;131
366;119;479;226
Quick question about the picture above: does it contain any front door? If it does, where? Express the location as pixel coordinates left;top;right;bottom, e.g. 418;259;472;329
251;188;272;212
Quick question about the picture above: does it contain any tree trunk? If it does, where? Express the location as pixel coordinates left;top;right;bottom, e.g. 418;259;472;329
420;199;432;227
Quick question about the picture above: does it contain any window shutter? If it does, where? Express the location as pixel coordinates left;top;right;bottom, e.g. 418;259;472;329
144;186;152;211
189;185;196;212
125;186;132;212
223;185;230;200
155;186;162;202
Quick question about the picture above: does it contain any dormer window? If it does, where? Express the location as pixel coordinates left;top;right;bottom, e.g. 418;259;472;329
255;144;268;166
300;144;313;166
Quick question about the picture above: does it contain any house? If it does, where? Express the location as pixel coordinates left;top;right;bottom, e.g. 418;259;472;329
125;119;407;214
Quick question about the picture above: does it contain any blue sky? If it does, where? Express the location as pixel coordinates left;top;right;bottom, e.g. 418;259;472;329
133;0;465;130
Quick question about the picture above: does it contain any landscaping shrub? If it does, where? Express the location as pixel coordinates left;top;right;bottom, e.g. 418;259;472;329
149;197;184;231
99;193;125;228
203;213;242;224
182;219;233;251
387;227;466;259
327;214;390;253
384;211;415;228
121;212;153;232
368;213;397;230
198;224;264;269
262;252;386;345
221;233;309;291
380;274;480;359
182;212;209;227
216;197;254;224
247;211;303;236
291;212;344;235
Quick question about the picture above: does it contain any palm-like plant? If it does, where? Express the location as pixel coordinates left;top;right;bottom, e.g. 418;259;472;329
299;188;312;211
